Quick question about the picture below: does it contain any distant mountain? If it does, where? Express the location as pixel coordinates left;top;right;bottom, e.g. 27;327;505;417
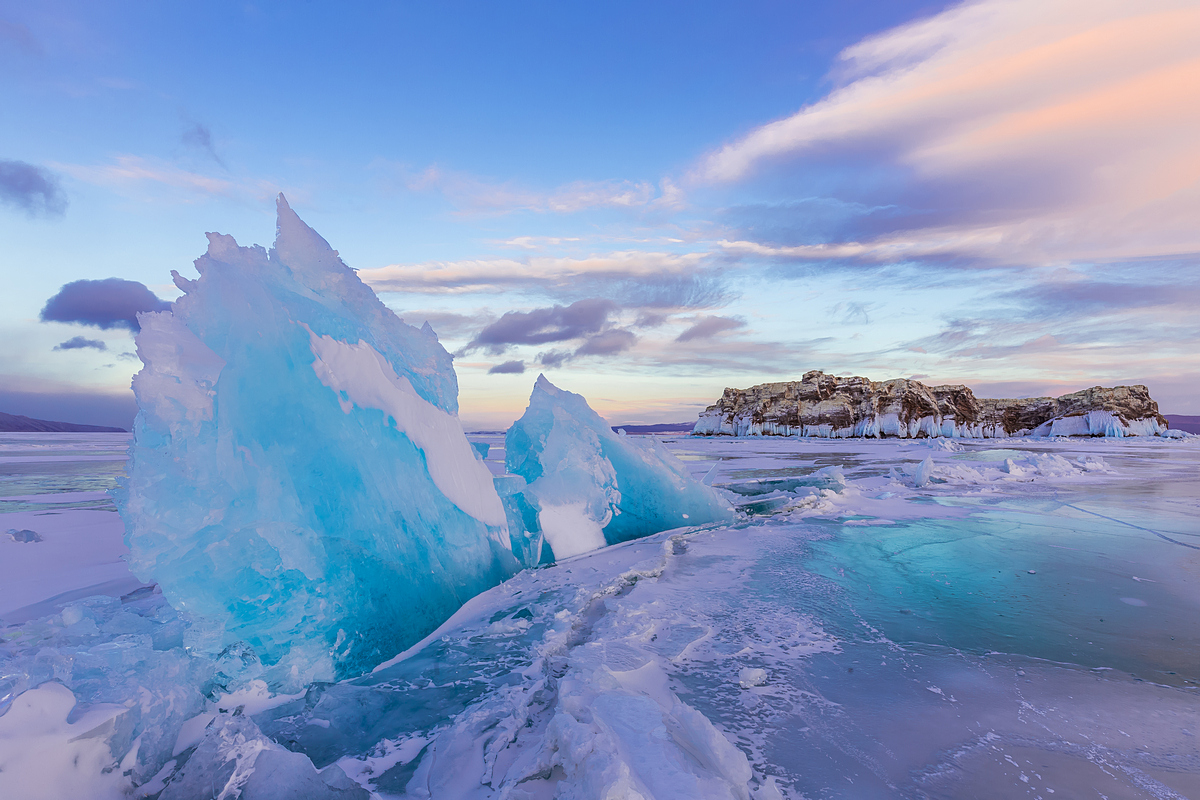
0;411;126;433
610;422;696;434
1165;415;1200;435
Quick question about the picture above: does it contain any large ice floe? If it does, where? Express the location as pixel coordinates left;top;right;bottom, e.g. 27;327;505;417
502;375;733;560
118;195;519;686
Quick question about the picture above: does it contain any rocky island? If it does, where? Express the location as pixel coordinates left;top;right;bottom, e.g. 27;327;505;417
692;370;1172;439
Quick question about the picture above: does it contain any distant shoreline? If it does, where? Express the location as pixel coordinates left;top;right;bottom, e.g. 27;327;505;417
0;411;126;433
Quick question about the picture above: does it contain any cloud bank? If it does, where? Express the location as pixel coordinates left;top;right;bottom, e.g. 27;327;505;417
699;0;1200;265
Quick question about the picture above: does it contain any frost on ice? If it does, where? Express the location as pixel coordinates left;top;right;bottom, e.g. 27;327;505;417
118;195;518;686
504;375;734;560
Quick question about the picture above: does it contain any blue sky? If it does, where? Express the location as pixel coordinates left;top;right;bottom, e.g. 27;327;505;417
3;0;1198;428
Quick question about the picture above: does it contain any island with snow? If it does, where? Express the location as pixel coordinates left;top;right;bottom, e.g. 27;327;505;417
692;370;1177;439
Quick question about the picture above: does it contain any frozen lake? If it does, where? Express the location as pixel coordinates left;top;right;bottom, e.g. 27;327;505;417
2;432;1199;798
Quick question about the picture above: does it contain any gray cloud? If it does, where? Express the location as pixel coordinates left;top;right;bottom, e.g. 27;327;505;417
676;315;746;342
537;350;571;369
488;360;526;374
53;336;107;352
576;328;637;356
467;298;615;354
602;273;732;310
0;160;67;217
40;278;171;332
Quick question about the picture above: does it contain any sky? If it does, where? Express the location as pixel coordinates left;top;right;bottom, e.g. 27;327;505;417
2;0;1198;429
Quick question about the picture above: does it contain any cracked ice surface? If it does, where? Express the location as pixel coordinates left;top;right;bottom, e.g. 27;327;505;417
245;435;1200;800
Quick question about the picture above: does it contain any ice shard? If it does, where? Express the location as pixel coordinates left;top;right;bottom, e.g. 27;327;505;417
117;196;518;687
505;376;733;560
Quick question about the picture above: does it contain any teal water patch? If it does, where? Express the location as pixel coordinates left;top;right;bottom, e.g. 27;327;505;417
0;498;117;514
0;460;127;499
803;502;1200;686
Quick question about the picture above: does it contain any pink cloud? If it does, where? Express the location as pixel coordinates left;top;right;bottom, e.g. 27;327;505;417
696;0;1200;264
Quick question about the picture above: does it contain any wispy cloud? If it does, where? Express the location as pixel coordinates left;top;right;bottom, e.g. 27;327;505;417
499;235;583;250
55;155;276;202
359;250;727;309
402;165;684;215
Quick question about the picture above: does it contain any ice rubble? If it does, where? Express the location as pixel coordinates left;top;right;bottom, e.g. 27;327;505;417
118;195;519;686
0;587;210;794
0;683;135;800
252;526;833;799
711;445;1121;526
503;375;734;560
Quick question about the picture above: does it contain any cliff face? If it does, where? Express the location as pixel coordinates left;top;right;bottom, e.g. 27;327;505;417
693;370;1169;439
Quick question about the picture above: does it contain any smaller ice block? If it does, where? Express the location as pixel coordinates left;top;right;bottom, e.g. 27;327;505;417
505;376;733;560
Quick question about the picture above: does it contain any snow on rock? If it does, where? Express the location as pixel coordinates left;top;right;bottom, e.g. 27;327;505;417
505;376;734;561
117;195;519;687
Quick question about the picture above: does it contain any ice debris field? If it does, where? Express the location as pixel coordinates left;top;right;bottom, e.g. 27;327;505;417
2;201;1199;800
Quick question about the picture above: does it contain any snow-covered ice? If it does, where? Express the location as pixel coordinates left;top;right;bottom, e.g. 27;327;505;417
7;429;1200;798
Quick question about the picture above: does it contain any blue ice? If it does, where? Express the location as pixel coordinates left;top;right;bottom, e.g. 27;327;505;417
117;196;519;687
504;375;734;560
